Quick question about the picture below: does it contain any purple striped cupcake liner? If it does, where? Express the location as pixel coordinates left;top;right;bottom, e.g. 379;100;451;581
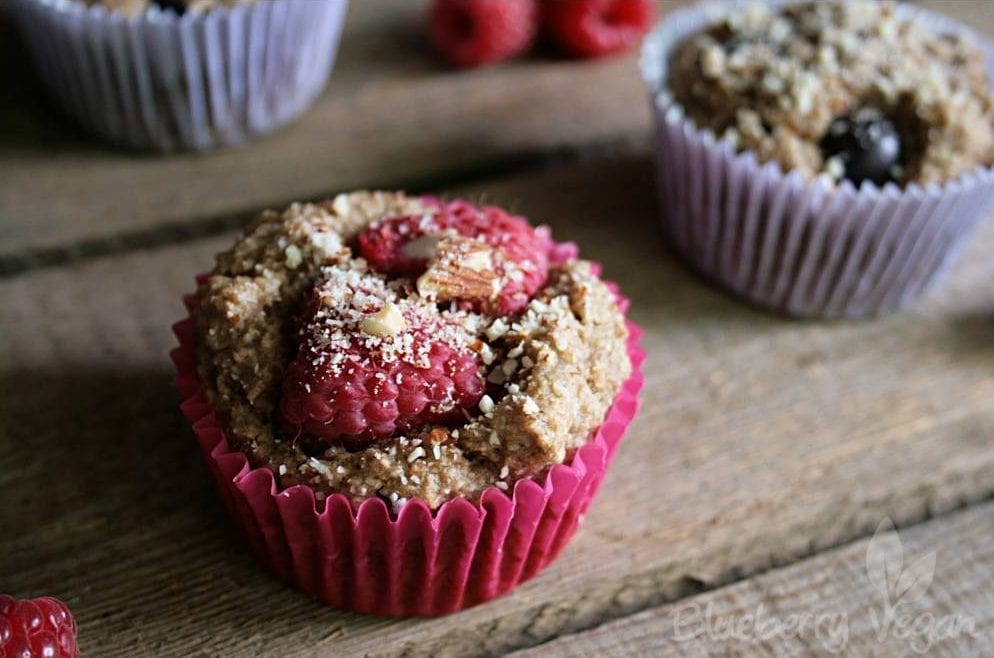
9;0;348;152
640;1;994;319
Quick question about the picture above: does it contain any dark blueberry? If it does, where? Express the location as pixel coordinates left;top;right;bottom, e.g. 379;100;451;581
152;0;186;14
819;109;903;186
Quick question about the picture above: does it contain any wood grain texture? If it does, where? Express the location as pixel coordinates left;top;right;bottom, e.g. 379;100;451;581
2;156;993;657
0;0;667;258
509;502;994;658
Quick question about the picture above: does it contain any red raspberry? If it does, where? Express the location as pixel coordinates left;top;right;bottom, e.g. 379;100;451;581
430;0;538;68
542;0;656;58
279;268;485;450
0;595;79;658
357;199;550;315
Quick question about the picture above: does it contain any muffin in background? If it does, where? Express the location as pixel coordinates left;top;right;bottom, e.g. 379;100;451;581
641;0;994;318
9;0;349;151
81;0;255;15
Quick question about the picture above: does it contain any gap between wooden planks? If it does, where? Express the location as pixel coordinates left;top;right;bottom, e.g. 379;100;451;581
2;0;991;266
2;156;994;657
509;501;994;657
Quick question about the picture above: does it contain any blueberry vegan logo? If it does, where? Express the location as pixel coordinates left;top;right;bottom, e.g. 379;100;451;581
670;518;980;653
866;518;977;654
866;517;935;631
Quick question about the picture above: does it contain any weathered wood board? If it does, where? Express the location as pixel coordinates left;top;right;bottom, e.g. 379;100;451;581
2;156;993;657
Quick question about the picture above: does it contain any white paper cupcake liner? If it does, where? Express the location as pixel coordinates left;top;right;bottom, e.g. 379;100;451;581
640;1;994;318
9;0;348;152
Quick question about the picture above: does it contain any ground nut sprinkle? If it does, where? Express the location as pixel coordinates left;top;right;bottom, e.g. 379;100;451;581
194;192;630;509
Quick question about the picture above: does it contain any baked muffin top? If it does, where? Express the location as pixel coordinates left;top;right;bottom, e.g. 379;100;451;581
667;0;994;186
193;192;631;511
81;0;254;16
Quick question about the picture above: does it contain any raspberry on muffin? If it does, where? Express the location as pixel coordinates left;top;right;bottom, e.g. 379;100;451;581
357;199;551;314
279;265;487;450
193;192;631;510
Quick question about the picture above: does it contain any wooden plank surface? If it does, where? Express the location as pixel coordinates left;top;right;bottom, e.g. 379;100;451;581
3;1;994;656
3;155;994;657
0;0;665;261
509;502;994;658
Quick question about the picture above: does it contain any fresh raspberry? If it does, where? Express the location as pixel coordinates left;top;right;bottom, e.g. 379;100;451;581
430;0;538;68
357;199;550;315
0;595;79;658
542;0;656;58
279;267;485;450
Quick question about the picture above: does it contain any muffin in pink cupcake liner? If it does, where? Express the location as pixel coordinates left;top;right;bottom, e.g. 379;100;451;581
9;0;348;152
640;1;994;319
171;267;644;617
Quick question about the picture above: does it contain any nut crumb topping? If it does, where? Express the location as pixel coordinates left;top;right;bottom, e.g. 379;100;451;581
195;192;630;510
359;301;407;338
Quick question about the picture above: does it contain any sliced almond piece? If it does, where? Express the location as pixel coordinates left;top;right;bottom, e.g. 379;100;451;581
416;235;501;303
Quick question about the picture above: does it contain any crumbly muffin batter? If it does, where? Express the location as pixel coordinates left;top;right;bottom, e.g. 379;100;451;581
83;0;253;16
667;0;994;185
194;192;631;510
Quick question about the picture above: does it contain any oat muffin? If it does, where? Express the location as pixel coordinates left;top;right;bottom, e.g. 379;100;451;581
668;0;994;185
641;0;994;318
192;192;632;512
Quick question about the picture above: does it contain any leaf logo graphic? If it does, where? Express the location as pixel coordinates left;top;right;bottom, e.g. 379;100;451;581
866;518;936;608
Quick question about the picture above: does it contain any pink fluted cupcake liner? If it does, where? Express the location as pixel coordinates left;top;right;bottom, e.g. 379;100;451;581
9;0;348;152
640;1;994;319
171;267;644;617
